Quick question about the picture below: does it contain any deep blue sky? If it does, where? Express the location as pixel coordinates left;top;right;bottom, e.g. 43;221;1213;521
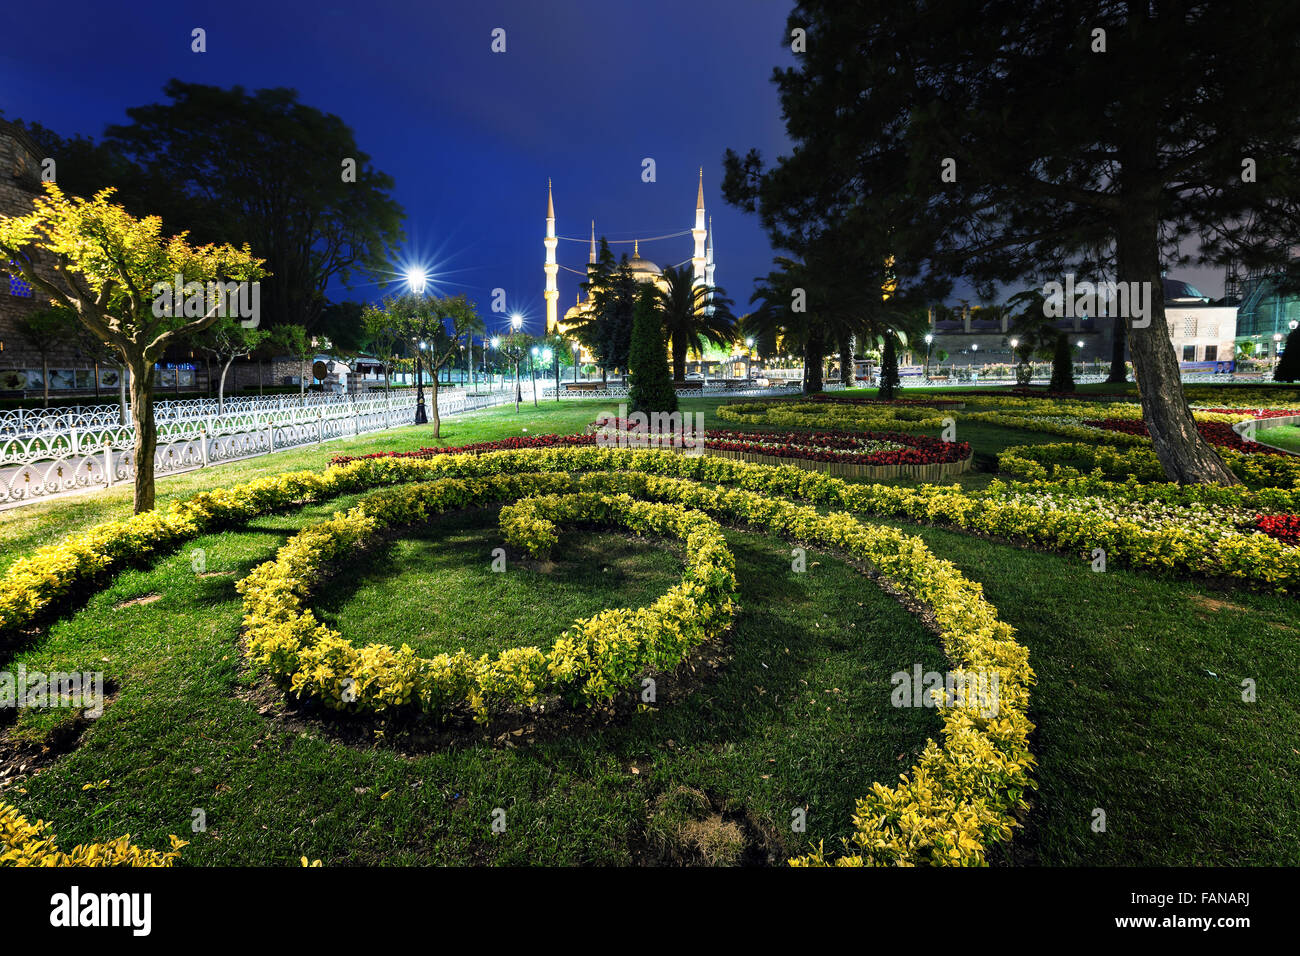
0;0;797;337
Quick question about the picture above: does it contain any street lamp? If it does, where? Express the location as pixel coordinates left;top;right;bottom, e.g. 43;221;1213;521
490;336;500;392
544;347;557;402
413;338;428;425
924;332;934;380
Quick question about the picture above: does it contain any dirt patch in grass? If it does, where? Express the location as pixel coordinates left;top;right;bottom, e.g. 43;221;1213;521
113;593;161;610
0;684;118;795
1189;594;1248;615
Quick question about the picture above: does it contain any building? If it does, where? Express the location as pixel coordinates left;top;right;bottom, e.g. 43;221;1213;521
545;171;716;347
922;276;1238;371
1162;278;1237;369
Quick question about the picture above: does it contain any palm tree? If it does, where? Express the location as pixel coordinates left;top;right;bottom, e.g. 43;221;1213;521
653;264;737;380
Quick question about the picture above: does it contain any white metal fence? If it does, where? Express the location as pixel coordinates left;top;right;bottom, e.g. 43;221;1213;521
0;389;515;506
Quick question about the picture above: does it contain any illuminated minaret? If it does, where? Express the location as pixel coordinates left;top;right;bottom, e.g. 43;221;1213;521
589;220;597;265
544;179;559;334
692;167;707;287
705;215;716;289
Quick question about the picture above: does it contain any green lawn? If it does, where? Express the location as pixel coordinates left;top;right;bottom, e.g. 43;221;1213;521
1260;423;1300;454
2;392;1297;865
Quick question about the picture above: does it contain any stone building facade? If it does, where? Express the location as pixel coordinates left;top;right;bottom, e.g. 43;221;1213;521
0;119;91;391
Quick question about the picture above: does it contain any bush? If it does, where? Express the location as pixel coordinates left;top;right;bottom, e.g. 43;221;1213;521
1049;332;1076;392
1275;327;1300;383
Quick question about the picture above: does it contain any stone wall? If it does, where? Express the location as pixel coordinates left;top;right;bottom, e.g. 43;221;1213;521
0;120;89;387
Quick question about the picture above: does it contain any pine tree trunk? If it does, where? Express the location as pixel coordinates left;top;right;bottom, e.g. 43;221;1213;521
127;355;158;513
839;339;853;387
1107;318;1128;383
1117;211;1237;484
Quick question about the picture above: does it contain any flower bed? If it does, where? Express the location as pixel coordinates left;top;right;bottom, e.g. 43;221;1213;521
238;477;737;722
1;801;185;867
334;424;974;479
8;447;1035;866
1255;513;1300;546
1085;418;1287;455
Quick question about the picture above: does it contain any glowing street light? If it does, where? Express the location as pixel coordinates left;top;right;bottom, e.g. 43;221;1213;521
405;267;428;295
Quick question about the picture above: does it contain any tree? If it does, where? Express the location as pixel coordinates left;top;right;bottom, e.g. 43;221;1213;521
360;304;401;392
1275;327;1300;383
70;318;129;420
0;183;265;512
398;293;484;438
652;264;736;380
627;287;677;416
1049;333;1077;393
749;0;1300;483
269;325;316;400
14;306;73;405
569;239;637;383
877;331;900;400
104;80;403;333
195;317;268;411
496;331;534;412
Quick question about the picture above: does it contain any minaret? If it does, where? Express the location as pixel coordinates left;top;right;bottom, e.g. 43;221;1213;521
589;220;597;265
705;215;716;289
544;179;558;335
691;167;707;287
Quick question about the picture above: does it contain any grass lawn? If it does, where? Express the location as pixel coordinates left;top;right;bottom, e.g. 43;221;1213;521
1259;424;1300;455
2;391;1297;865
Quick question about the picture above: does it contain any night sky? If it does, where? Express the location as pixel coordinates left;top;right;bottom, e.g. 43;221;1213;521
1;0;796;337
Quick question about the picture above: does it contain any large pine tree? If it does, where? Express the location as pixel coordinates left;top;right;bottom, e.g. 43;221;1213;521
727;0;1300;484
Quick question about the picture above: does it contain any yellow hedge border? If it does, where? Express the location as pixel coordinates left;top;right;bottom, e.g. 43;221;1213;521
237;476;737;722
1;800;185;867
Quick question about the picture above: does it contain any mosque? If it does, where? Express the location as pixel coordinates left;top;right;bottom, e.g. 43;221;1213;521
543;169;716;342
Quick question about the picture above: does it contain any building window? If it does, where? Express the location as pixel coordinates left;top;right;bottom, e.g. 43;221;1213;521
1204;344;1217;361
1182;318;1196;336
7;264;33;298
1182;344;1197;362
1206;323;1219;338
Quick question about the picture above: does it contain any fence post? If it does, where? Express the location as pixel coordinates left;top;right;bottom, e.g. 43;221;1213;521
103;442;113;488
317;411;324;444
268;424;275;452
70;427;79;456
200;428;209;468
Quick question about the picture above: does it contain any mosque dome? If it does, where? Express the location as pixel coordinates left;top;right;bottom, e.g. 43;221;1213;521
626;240;662;278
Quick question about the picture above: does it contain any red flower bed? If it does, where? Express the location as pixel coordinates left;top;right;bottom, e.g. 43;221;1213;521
1194;407;1295;419
333;425;971;468
1254;513;1300;545
1084;418;1286;455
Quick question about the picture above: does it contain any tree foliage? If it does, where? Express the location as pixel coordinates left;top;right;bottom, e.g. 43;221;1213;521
627;287;677;416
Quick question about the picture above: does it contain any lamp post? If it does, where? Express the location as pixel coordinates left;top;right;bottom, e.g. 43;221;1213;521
545;347;557;402
413;338;428;425
1274;333;1284;368
572;342;581;385
490;336;500;392
924;333;934;380
745;337;755;381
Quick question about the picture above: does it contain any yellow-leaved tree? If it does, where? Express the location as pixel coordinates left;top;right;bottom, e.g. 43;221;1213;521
0;183;267;512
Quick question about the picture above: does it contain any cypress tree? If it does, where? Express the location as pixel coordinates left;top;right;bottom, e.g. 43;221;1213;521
628;287;677;415
1049;332;1076;392
877;333;900;399
1274;327;1300;383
